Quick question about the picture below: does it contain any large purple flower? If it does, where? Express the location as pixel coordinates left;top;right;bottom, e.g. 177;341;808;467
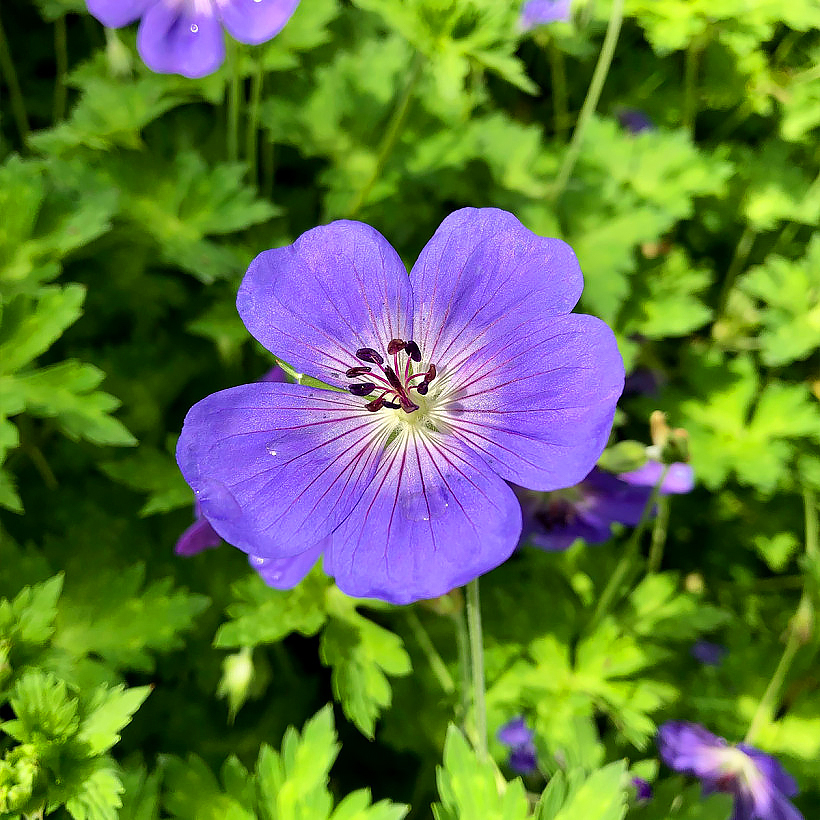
658;722;804;820
176;208;623;604
86;0;300;78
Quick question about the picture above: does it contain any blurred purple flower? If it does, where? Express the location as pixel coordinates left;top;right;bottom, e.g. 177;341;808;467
86;0;300;78
520;0;571;30
616;108;654;134
658;722;803;820
176;208;624;604
519;468;650;551
632;777;653;802
497;717;538;775
619;460;694;495
692;641;727;667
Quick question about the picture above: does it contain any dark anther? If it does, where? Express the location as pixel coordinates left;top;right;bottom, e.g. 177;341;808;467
426;363;437;382
405;340;422;362
348;382;376;396
383;399;402;409
399;397;420;414
416;382;429;395
345;366;372;378
384;365;404;393
387;338;406;355
365;396;385;412
356;347;384;365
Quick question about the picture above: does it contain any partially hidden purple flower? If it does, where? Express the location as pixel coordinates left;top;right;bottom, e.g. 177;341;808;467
519;467;650;551
616;108;655;135
619;460;694;495
691;641;727;667
658;722;804;820
497;717;538;775
520;0;571;30
632;777;653;802
86;0;300;78
176;208;624;604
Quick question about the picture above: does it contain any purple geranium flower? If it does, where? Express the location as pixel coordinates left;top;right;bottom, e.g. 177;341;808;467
619;459;694;495
497;717;538;775
658;722;804;820
176;208;623;604
519;467;650;551
632;777;653;802
520;0;571;29
86;0;300;78
691;641;727;667
616;108;655;135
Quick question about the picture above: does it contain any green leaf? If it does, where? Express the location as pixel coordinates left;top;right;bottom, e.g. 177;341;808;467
63;759;124;820
536;761;628;820
162;755;255;820
77;685;151;756
0;574;64;648
432;725;530;820
3;669;80;744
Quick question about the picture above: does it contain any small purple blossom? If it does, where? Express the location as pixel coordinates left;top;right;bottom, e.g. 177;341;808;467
520;0;571;30
658;722;804;820
692;641;727;667
175;501;222;556
519;467;650;551
86;0;300;78
176;208;623;604
619;460;694;495
632;777;652;802
616;108;654;135
497;717;538;775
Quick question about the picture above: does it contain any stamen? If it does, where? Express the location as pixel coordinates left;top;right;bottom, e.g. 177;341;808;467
387;338;406;355
426;363;437;382
384;365;404;393
349;382;376;396
365;396;385;412
356;347;384;365
405;340;421;362
399;396;419;413
416;382;429;395
345;366;372;378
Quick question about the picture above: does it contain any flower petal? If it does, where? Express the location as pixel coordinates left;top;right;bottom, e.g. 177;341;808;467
175;514;222;555
657;721;727;780
737;746;799;799
250;539;326;589
409;208;582;369
445;314;623;491
176;382;386;559
237;221;413;388
216;0;300;45
325;432;521;604
86;0;152;28
620;460;695;494
137;3;225;78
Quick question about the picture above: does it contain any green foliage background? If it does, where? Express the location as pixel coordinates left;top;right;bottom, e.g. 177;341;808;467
1;0;819;817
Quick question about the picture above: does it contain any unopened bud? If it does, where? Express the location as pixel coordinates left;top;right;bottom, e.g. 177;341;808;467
104;29;133;77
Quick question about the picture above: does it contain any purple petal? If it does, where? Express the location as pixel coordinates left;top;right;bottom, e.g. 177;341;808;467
445;314;623;491
237;221;413;389
616;108;655;135
737;746;799;799
86;0;153;28
137;3;225;78
508;745;538;775
691;641;727;667
410;208;583;372
520;0;571;30
175;514;222;556
658;721;727;781
632;777;652;802
325;433;521;604
580;468;652;526
217;0;300;45
260;364;288;382
250;539;325;589
176;382;384;559
619;460;695;494
497;717;534;747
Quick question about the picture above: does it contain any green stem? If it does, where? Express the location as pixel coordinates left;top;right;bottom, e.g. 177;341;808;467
682;38;702;135
745;486;817;744
262;140;275;198
466;579;488;760
548;42;569;139
549;0;624;200
452;611;471;733
407;610;456;695
588;466;669;631
716;224;756;319
647;494;671;574
53;15;68;122
0;13;30;145
346;50;424;219
226;41;242;163
245;59;263;184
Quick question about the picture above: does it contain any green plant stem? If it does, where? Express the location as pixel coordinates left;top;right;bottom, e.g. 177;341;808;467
548;42;569;139
716;224;756;319
549;0;624;200
452;611;471;732
0;13;30;145
262;140;275;198
588;466;669;631
245;59;263;184
682;38;702;135
745;486;817;744
465;579;488;760
346;50;424;218
53;15;68;122
407;610;456;695
226;42;242;163
647;494;671;574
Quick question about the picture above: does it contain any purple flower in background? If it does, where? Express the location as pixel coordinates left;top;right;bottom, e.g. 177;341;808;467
520;0;571;30
658;722;804;820
619;460;694;495
176;208;623;604
497;717;538;775
616;108;654;135
692;641;727;667
86;0;300;78
519;468;650;551
632;777;653;802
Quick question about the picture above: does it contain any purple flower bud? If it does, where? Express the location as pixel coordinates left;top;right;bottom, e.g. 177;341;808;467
616;108;654;135
497;717;538;776
632;777;652;802
520;0;571;30
691;641;727;667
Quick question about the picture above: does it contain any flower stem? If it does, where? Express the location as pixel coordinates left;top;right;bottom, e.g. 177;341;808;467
745;486;817;745
647;494;671;574
715;224;756;319
466;578;488;760
682;37;703;135
53;15;68;123
245;58;263;184
548;41;569;139
452;610;471;732
549;0;624;200
0;13;30;145
588;467;669;632
346;50;424;219
226;41;242;163
407;610;456;695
